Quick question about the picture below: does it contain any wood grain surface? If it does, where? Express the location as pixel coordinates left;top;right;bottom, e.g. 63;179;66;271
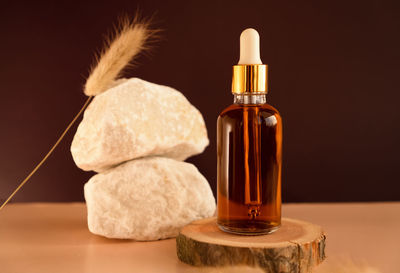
177;217;325;273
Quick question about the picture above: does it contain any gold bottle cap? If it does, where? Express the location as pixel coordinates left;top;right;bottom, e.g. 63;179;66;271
231;29;268;94
232;64;268;94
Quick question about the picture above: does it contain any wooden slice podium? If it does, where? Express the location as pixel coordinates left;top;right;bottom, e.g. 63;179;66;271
176;217;326;273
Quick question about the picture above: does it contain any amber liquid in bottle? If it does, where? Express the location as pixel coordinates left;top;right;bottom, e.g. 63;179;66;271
217;94;282;235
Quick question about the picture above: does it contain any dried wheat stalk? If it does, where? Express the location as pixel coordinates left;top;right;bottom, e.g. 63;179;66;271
0;14;157;211
85;15;157;96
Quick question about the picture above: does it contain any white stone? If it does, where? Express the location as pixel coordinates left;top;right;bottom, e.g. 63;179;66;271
71;78;209;172
84;156;216;241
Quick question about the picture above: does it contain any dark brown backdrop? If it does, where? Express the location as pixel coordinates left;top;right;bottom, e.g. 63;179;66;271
0;0;399;203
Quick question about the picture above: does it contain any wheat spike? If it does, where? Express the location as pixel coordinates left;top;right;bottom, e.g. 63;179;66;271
0;14;156;211
84;16;156;96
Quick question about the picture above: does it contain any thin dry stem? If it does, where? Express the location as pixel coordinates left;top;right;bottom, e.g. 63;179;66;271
0;96;93;211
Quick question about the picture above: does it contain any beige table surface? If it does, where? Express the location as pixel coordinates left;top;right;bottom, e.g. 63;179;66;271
0;202;399;273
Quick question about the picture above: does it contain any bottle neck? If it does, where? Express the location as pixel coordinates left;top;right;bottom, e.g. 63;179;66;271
234;94;266;105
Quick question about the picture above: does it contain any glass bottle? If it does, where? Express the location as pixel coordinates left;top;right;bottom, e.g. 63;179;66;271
217;29;282;235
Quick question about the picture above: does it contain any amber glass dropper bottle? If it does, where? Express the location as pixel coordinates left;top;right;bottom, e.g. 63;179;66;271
217;28;282;235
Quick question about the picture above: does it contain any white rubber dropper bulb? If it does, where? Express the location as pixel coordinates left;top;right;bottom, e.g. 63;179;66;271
238;28;262;65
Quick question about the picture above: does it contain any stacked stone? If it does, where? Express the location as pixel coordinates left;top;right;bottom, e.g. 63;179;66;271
71;78;215;241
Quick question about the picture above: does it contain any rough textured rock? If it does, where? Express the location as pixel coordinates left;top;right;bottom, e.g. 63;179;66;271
71;78;209;172
84;156;216;241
